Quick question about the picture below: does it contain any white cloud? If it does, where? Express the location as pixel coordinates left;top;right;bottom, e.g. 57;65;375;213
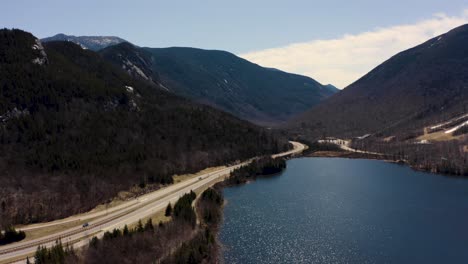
239;10;468;88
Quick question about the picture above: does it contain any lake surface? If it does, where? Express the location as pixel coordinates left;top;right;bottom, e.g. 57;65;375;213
219;158;468;264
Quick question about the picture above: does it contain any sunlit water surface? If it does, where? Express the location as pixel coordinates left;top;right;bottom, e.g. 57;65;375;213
219;158;468;264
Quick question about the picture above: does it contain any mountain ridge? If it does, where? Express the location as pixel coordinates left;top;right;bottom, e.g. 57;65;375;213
100;44;338;124
290;24;468;138
288;24;468;175
42;33;128;51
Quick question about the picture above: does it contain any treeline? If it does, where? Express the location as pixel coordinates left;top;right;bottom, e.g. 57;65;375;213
163;188;224;264
351;138;468;176
33;241;76;264
197;188;223;228
0;29;288;227
31;159;285;263
79;191;197;263
43;188;223;264
29;163;280;263
304;140;344;154
172;191;197;227
222;157;287;186
0;226;25;245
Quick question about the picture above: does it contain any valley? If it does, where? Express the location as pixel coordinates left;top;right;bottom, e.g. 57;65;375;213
289;24;468;176
1;5;468;263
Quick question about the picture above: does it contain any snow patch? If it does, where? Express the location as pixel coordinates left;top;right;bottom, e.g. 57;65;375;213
430;113;468;130
356;134;371;140
159;83;170;91
78;43;88;50
416;139;430;144
32;39;48;65
122;60;149;80
445;121;468;134
125;86;134;93
429;36;443;47
0;108;30;123
87;37;121;45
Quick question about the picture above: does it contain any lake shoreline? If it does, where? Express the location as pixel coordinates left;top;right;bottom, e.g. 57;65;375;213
208;144;458;262
308;150;467;178
211;157;289;263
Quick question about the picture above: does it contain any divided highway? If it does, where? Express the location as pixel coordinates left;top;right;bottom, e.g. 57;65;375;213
0;141;305;263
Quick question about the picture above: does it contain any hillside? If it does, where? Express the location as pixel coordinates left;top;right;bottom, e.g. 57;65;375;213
0;29;288;227
42;33;128;50
290;24;468;175
99;44;338;124
292;24;468;138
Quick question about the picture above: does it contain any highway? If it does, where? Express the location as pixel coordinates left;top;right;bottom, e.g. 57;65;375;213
318;138;382;155
0;141;305;263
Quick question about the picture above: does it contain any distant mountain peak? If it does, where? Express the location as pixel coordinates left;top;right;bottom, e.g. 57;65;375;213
42;33;129;51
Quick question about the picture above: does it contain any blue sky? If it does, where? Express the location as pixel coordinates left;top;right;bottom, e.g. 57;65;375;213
2;0;466;53
2;0;468;86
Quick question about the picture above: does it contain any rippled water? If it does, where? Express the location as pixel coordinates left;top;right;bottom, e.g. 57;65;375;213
219;158;468;264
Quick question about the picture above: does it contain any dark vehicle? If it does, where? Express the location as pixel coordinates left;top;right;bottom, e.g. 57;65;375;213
82;223;89;228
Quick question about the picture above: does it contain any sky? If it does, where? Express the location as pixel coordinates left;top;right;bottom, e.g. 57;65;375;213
2;0;468;87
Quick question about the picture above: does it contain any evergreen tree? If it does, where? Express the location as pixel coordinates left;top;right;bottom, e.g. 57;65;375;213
112;228;122;238
136;220;144;232
123;224;129;236
89;236;99;248
144;218;153;231
0;226;26;245
49;240;65;263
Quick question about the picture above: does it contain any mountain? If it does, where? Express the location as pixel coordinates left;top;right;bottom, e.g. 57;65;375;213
289;24;468;175
42;33;128;51
99;44;338;124
0;29;288;226
291;24;468;139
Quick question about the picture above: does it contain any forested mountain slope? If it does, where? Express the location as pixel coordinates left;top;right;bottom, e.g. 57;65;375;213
99;44;338;124
290;24;468;139
289;25;468;175
0;29;288;227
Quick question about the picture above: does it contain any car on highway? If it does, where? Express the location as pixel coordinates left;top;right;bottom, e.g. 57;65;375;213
82;222;89;228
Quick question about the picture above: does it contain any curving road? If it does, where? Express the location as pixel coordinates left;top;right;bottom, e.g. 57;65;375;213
0;141;305;263
318;138;382;155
